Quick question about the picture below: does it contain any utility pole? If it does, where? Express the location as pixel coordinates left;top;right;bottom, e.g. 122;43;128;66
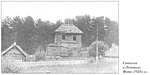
96;23;99;63
89;20;99;63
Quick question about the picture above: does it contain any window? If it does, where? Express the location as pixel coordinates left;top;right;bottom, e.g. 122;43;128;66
62;35;65;40
73;36;76;41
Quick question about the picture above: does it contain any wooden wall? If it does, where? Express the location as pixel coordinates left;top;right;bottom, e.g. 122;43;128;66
54;33;82;48
3;48;25;61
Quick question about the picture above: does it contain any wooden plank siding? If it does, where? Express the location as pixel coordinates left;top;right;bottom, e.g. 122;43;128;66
54;33;82;48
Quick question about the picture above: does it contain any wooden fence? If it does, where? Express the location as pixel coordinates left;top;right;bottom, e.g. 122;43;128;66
16;60;89;68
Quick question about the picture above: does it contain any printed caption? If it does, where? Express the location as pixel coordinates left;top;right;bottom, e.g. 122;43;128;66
122;61;148;73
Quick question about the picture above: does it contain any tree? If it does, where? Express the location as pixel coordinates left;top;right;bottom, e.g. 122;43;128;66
16;16;36;54
1;16;14;51
104;21;119;46
1;15;118;55
75;15;93;47
89;41;109;57
35;19;56;45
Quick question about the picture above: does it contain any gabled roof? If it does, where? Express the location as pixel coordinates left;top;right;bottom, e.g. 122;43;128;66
55;24;83;33
2;42;28;56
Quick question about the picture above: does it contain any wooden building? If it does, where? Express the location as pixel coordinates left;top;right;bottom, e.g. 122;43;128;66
46;24;83;57
2;42;28;61
54;24;83;48
46;43;69;57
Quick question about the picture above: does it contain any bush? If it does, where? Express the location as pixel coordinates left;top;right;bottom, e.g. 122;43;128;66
34;45;46;61
89;41;109;57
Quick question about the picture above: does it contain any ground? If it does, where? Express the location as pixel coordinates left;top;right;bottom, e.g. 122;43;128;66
2;57;118;74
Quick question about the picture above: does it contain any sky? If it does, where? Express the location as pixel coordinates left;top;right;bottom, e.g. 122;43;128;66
2;2;118;23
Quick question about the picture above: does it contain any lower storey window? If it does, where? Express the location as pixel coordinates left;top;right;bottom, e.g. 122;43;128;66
73;36;76;41
62;35;65;40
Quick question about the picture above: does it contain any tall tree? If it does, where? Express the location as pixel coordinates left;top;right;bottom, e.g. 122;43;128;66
1;16;14;51
1;15;118;54
75;15;93;47
17;16;36;54
104;21;119;46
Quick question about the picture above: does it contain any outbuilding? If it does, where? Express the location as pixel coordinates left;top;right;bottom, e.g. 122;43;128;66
2;42;28;61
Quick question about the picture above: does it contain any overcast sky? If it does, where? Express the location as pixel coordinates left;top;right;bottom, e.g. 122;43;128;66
2;2;118;23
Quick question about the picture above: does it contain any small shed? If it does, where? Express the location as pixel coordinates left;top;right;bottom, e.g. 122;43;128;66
105;44;118;58
2;42;28;61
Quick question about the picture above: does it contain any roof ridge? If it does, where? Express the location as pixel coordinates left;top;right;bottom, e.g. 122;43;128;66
2;42;28;56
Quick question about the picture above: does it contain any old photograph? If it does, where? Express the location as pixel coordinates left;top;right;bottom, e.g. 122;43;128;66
1;1;119;74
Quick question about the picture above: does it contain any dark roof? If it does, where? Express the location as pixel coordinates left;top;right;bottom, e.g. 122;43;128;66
55;24;83;33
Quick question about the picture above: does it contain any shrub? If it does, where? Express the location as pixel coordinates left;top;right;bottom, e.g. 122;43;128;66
89;41;109;57
34;45;46;61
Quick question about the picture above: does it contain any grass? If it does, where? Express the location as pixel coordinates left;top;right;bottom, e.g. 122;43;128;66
21;57;118;74
2;57;118;74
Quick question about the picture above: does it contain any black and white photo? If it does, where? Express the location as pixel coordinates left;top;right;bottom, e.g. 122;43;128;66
1;1;119;74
